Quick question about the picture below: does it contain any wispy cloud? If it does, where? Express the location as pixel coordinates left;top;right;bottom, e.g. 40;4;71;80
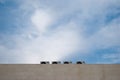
97;49;120;64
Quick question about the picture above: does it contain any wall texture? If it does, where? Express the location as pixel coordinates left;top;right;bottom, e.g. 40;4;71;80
0;64;120;80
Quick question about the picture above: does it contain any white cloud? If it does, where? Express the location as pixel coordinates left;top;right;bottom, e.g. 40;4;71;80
0;21;81;63
17;22;80;63
0;0;120;63
1;17;119;63
31;9;54;33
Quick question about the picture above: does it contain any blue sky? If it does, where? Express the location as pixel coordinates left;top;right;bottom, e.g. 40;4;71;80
0;0;120;64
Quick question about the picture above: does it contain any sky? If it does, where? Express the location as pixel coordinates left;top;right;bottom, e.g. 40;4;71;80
0;0;120;64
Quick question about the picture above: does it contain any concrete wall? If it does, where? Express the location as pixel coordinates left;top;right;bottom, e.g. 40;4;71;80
0;64;120;80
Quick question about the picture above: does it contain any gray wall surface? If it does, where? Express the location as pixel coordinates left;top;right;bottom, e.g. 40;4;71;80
0;64;120;80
